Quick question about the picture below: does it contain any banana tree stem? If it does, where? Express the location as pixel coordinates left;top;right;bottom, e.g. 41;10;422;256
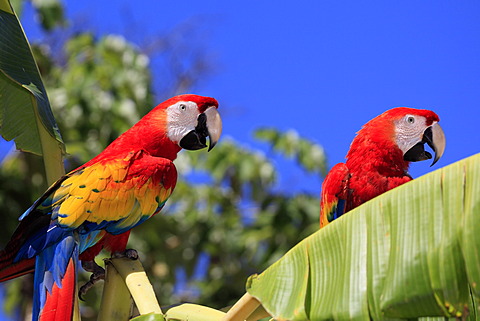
97;259;133;321
109;257;162;315
221;293;263;321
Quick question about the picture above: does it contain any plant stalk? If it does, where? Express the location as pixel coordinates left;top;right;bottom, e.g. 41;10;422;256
98;259;133;321
221;293;263;321
109;257;162;315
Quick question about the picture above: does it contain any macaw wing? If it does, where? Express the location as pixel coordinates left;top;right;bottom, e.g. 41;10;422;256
53;150;177;234
13;150;177;261
320;163;350;228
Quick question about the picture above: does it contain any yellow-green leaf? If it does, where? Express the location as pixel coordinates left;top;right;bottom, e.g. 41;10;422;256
247;153;480;321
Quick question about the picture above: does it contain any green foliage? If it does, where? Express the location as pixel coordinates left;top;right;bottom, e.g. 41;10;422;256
44;32;154;161
7;0;66;30
0;3;66;319
31;0;66;30
0;0;64;185
247;153;480;321
0;3;327;319
255;128;328;177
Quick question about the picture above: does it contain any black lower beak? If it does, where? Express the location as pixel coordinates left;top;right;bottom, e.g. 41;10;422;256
179;131;207;150
403;123;445;166
403;142;432;162
403;126;434;163
179;113;209;150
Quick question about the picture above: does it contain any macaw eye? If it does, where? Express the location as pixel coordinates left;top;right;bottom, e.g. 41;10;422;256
179;104;186;111
406;116;415;124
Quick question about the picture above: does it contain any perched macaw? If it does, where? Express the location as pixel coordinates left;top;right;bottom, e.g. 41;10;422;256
320;107;446;228
0;94;222;321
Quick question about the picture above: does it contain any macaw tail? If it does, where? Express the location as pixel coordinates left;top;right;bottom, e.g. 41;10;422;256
33;236;79;321
38;258;76;321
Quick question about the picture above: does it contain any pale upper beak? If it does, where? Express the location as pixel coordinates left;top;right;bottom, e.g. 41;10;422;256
424;122;446;166
204;106;222;151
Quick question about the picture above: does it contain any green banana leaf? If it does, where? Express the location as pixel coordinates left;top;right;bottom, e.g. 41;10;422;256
0;0;64;183
247;153;480;321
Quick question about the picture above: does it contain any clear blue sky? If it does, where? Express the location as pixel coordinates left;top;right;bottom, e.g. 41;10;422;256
1;1;480;194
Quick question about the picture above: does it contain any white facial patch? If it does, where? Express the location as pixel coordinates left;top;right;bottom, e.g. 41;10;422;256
394;114;428;154
166;101;200;144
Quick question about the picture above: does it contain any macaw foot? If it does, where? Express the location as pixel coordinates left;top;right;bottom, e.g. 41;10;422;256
111;248;139;260
79;260;105;301
77;250;138;300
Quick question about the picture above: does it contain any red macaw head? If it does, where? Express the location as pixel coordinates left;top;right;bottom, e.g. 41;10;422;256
86;94;222;163
138;94;222;155
361;107;446;166
161;94;222;152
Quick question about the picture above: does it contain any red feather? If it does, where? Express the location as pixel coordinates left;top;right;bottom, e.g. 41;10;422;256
0;257;35;282
320;107;440;226
39;258;76;321
79;231;131;261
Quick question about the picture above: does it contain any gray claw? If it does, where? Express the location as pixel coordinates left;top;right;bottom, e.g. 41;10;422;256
111;248;139;260
78;260;105;300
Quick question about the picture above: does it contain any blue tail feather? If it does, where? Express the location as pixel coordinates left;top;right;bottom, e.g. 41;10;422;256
32;235;78;321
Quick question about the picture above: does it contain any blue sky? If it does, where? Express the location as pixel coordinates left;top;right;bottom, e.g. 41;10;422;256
1;1;480;194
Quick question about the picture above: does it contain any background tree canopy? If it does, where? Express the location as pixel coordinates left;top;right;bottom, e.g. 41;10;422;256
0;1;327;320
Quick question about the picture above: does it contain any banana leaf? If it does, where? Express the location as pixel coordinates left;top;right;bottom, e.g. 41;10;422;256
0;0;64;183
247;153;480;321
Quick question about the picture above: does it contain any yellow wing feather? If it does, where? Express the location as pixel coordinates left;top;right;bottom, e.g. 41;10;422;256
52;153;176;231
113;201;143;230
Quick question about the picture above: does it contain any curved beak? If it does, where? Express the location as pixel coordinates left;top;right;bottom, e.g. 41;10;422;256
179;107;222;151
424;122;446;166
403;122;446;166
204;106;222;151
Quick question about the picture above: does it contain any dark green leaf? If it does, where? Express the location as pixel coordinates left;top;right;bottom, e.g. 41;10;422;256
0;0;64;156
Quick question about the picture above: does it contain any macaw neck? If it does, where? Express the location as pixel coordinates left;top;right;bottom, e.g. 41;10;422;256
136;134;182;160
90;119;181;163
346;132;410;177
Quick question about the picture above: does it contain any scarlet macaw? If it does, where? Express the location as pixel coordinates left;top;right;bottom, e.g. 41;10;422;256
320;107;445;227
0;94;222;321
